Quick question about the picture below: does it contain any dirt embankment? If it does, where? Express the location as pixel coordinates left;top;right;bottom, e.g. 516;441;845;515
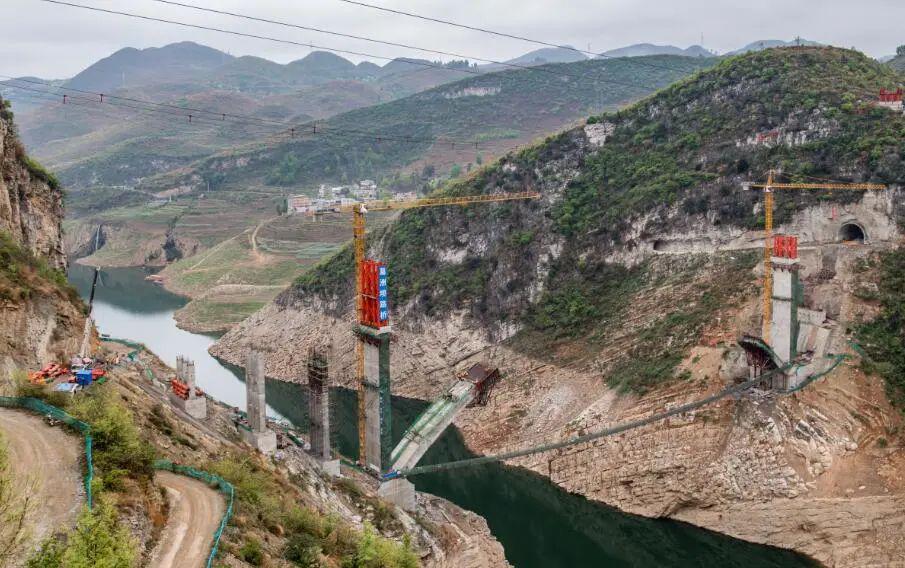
0;408;83;562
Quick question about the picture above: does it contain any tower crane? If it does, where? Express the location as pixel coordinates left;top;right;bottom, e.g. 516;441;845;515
743;171;886;343
337;191;540;463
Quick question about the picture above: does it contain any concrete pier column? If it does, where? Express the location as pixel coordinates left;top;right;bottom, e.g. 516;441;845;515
241;350;276;454
361;328;392;473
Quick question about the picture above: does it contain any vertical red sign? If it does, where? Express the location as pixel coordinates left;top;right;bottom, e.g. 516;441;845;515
360;260;389;328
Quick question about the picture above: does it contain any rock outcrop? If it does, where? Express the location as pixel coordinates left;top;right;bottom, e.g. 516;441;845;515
0;97;84;378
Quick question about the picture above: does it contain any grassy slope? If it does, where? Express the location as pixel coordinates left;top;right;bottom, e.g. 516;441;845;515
147;55;714;193
291;47;905;393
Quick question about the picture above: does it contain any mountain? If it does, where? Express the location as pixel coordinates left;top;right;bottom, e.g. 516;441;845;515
505;46;587;66
143;54;713;195
13;45;487;192
889;53;905;72
211;46;905;566
66;41;234;92
599;43;713;58
0;77;63;114
726;38;822;55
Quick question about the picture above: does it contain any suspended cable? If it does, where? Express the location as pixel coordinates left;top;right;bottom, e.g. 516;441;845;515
1;79;489;148
146;0;687;85
335;0;688;73
37;0;481;78
37;0;682;93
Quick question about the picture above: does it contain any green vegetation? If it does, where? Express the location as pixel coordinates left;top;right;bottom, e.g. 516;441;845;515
888;46;905;72
19;384;147;568
292;47;902;394
557;48;905;239
526;263;642;338
206;455;419;567
28;499;137;568
857;250;905;412
22;156;61;190
154;55;712;193
68;386;156;491
0;97;13;121
0;231;79;306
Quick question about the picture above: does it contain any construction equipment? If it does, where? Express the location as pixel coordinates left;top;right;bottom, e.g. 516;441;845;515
743;171;886;343
337;191;540;465
79;226;103;358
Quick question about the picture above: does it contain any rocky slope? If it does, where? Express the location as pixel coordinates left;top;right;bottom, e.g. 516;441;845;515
212;47;905;564
0;96;84;377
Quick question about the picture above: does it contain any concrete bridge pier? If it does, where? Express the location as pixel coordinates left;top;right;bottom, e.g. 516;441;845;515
242;350;277;454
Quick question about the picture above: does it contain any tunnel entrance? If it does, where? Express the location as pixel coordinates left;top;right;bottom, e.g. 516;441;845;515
838;222;866;243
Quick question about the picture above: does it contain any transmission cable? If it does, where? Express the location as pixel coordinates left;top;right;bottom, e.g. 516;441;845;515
335;0;691;73
37;0;684;93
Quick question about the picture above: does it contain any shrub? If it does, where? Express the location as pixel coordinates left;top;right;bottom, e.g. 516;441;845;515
69;385;156;485
239;537;264;566
23;156;60;190
284;532;322;567
30;499;138;568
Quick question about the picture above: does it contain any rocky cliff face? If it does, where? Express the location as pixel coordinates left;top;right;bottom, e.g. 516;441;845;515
0;102;65;268
212;48;905;564
0;97;83;378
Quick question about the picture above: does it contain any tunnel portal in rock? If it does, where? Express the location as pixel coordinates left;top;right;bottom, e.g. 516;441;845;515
838;222;866;243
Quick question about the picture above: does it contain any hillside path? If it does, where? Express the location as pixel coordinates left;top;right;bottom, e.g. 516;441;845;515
0;408;83;557
149;471;224;568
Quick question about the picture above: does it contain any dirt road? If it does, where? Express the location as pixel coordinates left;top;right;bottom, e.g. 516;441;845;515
0;408;83;555
149;471;224;568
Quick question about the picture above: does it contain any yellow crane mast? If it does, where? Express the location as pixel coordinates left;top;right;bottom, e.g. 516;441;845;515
744;171;886;343
339;191;541;462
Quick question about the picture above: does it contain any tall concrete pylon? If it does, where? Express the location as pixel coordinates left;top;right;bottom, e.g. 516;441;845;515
770;235;800;390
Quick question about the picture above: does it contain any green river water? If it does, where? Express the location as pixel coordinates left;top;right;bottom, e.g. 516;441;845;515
69;264;815;568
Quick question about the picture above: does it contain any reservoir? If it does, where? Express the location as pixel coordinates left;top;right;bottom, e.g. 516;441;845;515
70;263;814;568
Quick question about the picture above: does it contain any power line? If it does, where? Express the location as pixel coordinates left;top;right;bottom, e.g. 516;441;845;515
147;0;572;77
37;0;682;93
335;0;688;73
37;0;480;78
1;79;489;148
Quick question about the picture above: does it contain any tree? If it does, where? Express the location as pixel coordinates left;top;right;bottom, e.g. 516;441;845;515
60;500;136;568
449;164;462;178
0;432;32;565
897;45;905;57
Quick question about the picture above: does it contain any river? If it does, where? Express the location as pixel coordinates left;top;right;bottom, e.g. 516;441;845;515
69;263;814;568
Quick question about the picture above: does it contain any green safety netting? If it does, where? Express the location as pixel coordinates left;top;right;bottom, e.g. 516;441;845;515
0;396;94;508
154;460;234;568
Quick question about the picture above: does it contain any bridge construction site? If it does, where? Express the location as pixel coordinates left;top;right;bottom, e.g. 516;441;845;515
207;175;892;510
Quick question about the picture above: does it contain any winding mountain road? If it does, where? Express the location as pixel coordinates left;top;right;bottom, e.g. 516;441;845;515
149;471;224;568
0;408;83;557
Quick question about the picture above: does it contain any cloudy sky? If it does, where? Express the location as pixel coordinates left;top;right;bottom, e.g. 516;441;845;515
3;0;903;78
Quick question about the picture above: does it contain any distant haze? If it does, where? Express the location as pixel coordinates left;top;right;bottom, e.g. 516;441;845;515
2;0;903;78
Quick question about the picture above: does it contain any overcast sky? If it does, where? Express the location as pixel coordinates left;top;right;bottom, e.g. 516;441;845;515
3;0;903;79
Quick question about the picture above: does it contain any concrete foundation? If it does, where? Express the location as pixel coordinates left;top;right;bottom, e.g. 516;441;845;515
170;394;208;419
316;458;341;477
378;478;416;511
172;356;207;419
241;429;277;454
